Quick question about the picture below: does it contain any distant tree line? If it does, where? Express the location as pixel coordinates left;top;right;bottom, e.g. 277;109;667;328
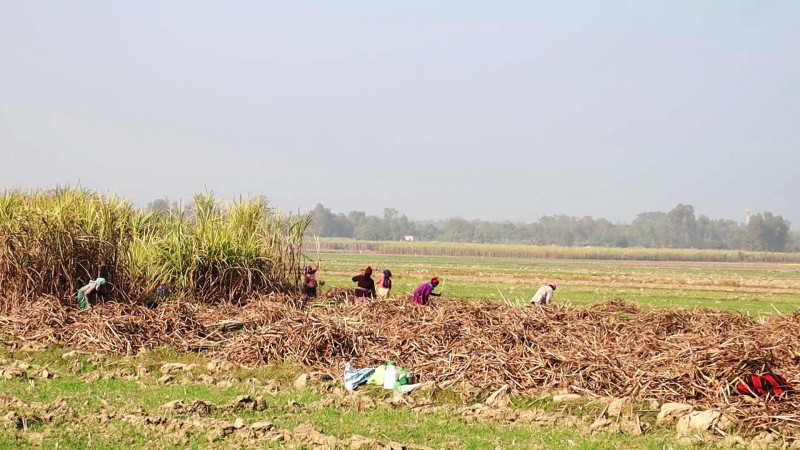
146;199;798;252
300;203;798;252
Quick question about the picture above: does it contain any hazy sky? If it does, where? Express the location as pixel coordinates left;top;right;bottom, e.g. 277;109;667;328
2;2;799;227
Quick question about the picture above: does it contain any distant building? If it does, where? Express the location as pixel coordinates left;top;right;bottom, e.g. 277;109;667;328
402;235;415;242
745;208;752;225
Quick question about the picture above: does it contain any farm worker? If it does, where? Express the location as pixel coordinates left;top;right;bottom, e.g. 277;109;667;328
303;259;321;297
154;283;170;298
352;266;376;304
530;282;557;305
412;277;442;306
375;269;393;298
76;278;106;309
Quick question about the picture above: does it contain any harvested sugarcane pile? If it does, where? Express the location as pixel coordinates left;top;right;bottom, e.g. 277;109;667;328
3;297;800;434
319;287;353;304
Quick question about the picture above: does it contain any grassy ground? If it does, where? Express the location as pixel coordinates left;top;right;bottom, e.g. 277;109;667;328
0;344;727;449
309;253;800;317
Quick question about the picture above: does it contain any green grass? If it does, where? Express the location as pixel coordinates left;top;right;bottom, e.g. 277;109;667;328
309;253;800;317
0;345;723;449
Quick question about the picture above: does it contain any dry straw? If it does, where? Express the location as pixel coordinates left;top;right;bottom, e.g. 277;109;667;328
4;296;799;435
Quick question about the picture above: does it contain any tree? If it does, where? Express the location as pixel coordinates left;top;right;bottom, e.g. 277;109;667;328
382;208;403;240
591;218;619;247
307;204;352;237
353;215;384;240
629;212;667;248
537;215;575;246
473;221;499;243
495;222;529;243
695;215;743;249
299;203;791;251
746;212;791;252
443;217;475;242
417;223;441;241
789;230;800;252
347;211;367;227
665;204;698;248
390;213;414;240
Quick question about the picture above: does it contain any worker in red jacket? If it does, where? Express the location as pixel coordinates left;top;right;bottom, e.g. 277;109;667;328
352;266;376;304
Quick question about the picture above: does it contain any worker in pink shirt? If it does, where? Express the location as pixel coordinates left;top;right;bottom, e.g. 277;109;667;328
412;277;442;306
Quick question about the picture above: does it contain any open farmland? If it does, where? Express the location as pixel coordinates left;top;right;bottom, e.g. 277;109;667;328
314;253;800;317
3;294;800;448
3;190;800;448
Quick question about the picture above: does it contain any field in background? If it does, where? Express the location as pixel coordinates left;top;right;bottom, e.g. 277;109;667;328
309;253;800;317
317;238;800;263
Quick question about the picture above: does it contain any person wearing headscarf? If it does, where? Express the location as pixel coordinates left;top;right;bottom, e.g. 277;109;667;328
352;266;376;304
76;277;106;309
412;277;442;306
530;282;557;305
303;259;321;297
375;269;393;298
154;283;171;298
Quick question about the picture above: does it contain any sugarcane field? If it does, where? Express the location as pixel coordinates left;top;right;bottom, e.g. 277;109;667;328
2;189;800;449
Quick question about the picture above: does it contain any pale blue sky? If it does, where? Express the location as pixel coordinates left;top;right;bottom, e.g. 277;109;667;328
2;2;799;227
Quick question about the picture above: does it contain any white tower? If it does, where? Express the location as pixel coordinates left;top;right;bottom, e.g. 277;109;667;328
745;208;752;225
